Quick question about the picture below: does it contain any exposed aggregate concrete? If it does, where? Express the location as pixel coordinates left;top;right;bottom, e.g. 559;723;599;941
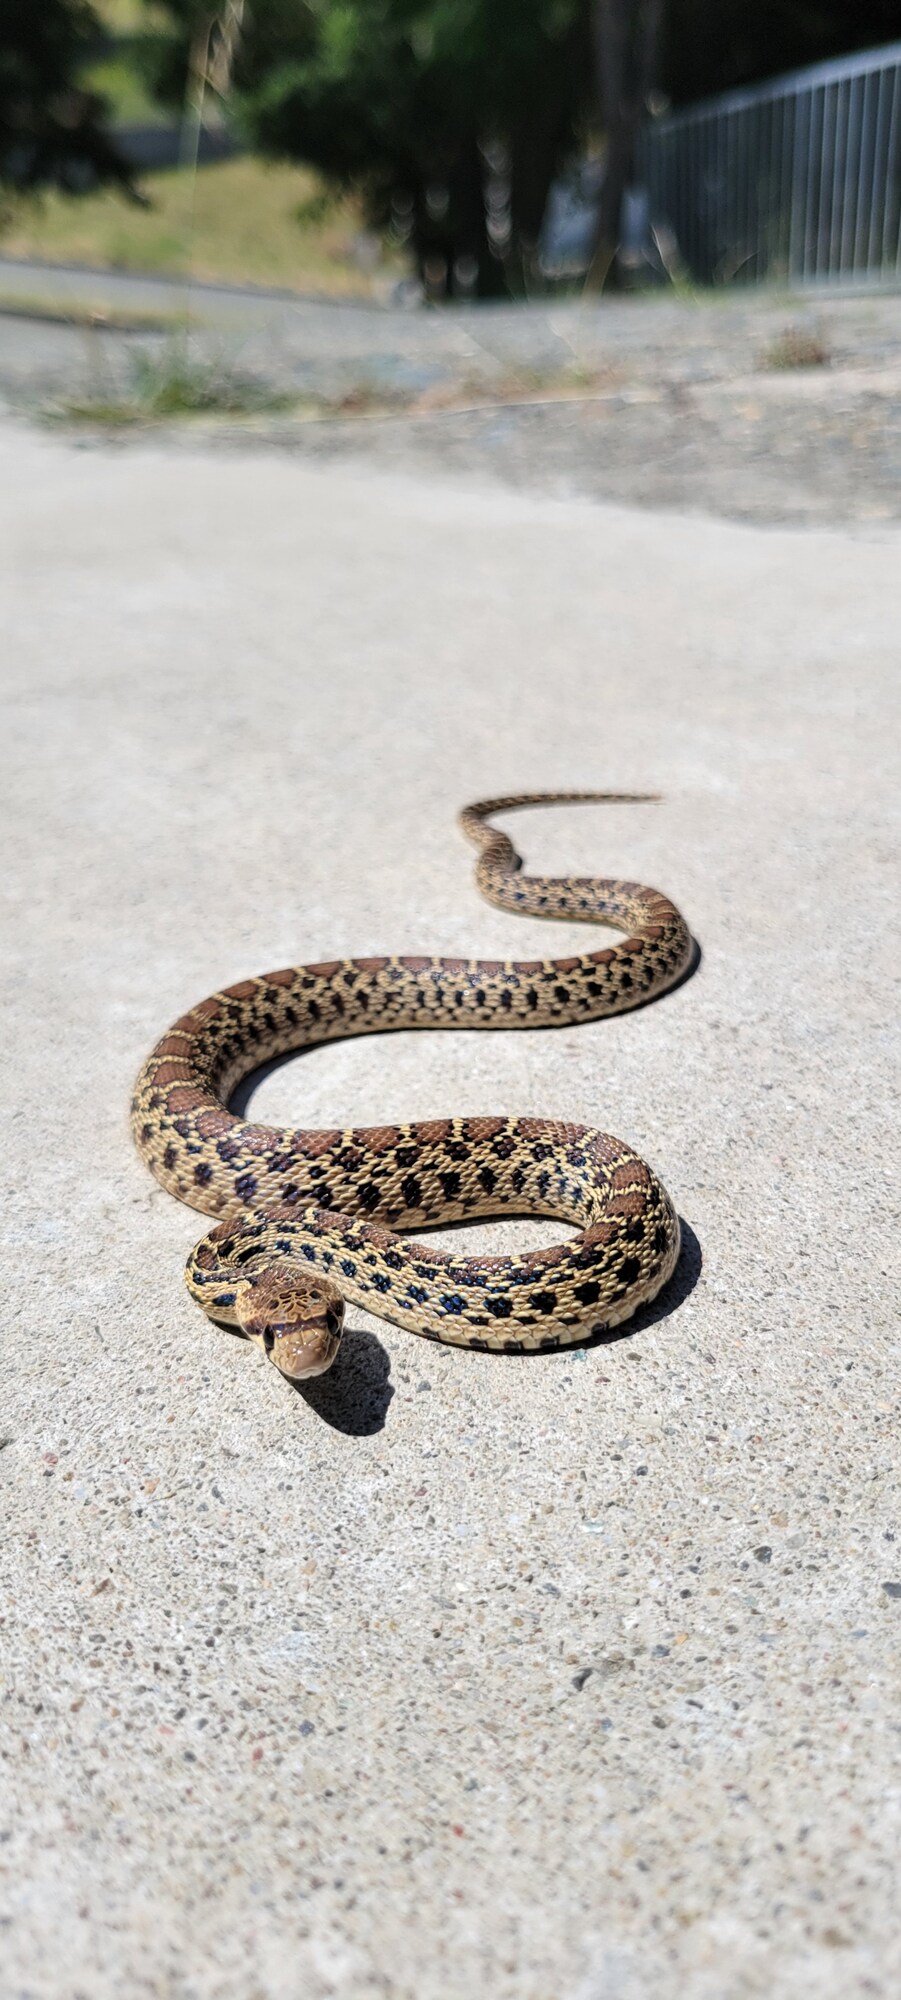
1;426;899;1998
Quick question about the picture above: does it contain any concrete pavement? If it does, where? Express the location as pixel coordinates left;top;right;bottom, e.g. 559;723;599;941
2;422;899;1998
5;261;901;526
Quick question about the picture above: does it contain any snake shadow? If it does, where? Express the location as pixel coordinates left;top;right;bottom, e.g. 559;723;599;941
291;1323;395;1435
582;1214;702;1353
293;1216;700;1426
668;932;702;1001
210;1218;699;1434
226;943;702;1429
414;1211;702;1360
204;1313;394;1435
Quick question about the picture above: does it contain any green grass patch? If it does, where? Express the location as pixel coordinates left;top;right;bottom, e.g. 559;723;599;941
1;155;402;298
52;339;297;425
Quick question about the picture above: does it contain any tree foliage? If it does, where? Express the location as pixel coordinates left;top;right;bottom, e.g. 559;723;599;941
254;1;592;295
147;0;593;296
139;0;901;296
0;0;134;207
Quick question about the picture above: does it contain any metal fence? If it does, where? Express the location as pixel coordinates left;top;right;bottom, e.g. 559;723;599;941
637;40;901;287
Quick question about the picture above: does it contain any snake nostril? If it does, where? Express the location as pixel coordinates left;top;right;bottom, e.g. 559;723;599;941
262;1328;275;1354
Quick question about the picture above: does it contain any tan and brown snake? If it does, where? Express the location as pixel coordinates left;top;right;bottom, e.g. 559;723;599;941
132;794;693;1380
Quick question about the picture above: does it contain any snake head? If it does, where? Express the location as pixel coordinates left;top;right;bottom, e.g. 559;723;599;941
234;1269;344;1381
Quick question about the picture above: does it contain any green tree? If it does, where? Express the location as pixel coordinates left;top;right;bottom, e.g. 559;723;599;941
146;0;593;297
0;0;135;212
139;0;901;297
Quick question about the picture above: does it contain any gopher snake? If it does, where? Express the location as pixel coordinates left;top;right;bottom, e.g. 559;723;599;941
132;794;692;1379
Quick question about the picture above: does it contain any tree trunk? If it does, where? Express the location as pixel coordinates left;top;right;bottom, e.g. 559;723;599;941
584;0;662;293
411;135;506;302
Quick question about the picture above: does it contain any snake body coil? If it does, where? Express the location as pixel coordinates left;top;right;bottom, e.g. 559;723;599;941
132;795;692;1379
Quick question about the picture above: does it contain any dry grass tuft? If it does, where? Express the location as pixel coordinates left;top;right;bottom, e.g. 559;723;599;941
758;325;831;372
49;338;295;425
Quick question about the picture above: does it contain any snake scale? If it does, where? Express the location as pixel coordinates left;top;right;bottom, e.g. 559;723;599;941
132;794;692;1380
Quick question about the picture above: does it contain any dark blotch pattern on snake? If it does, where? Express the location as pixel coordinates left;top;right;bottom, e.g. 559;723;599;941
131;793;693;1379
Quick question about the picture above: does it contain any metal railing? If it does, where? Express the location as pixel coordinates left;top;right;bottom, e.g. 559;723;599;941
637;40;901;286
